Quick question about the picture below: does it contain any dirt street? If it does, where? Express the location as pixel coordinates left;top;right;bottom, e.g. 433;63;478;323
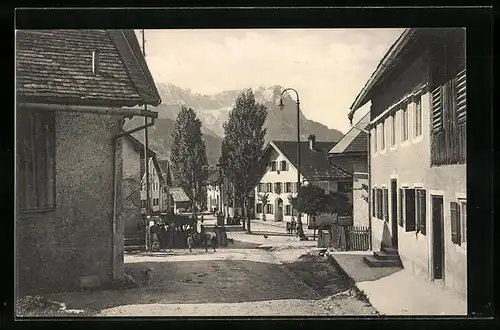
35;236;377;317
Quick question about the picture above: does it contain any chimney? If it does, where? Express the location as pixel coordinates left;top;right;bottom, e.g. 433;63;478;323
308;134;316;150
92;50;100;75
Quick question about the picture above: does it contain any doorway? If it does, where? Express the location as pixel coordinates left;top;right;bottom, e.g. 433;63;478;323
431;195;444;280
390;179;399;248
275;198;283;222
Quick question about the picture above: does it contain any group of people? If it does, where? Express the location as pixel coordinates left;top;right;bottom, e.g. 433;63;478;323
187;226;218;253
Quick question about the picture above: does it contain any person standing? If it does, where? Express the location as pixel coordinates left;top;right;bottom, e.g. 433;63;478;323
211;227;217;252
187;234;194;253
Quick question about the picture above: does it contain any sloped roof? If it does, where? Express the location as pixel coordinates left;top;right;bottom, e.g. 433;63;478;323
158;159;172;186
16;29;161;107
170;187;190;203
207;169;220;184
349;28;417;117
269;140;352;180
329;112;370;154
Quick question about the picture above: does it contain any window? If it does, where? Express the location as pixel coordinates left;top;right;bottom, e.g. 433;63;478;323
431;69;467;165
17;110;56;211
451;200;467;245
285;205;291;216
257;183;263;193
274;182;282;194
373;127;377;152
270;161;277;171
256;203;263;214
372;188;384;220
415;189;427;235
153;198;159;206
404;188;416;231
414;94;422;136
380;122;385;150
314;181;329;193
266;204;273;214
460;200;467;244
398;189;404;227
372;188;377;217
266;183;272;193
280;161;288;171
382;188;389;222
338;182;353;193
402;103;409;141
285;182;292;193
391;114;396;146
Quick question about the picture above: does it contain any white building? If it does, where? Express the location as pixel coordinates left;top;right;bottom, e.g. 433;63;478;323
348;28;467;299
140;156;169;215
206;170;222;213
254;135;352;227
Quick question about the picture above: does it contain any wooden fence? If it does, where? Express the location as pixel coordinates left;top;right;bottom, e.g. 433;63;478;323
319;225;370;251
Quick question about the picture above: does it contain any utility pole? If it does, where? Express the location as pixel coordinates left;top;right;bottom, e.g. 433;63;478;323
142;29;151;251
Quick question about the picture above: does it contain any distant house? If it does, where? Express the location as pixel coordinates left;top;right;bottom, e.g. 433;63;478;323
158;159;173;213
255;135;352;227
329;113;370;227
170;187;190;213
206;170;222;213
123;135;171;235
348;28;466;298
16;30;161;294
140;155;169;215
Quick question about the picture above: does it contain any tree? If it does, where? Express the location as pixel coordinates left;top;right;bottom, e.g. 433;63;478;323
257;193;270;221
219;89;268;232
170;106;208;212
289;184;352;239
289;185;326;237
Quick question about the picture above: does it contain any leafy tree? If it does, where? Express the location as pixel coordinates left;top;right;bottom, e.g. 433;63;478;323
257;193;270;221
219;90;268;232
170;106;208;211
289;184;352;235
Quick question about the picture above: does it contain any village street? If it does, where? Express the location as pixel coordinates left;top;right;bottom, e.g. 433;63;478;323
40;216;377;317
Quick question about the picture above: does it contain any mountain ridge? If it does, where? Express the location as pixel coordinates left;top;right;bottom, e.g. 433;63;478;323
125;83;344;165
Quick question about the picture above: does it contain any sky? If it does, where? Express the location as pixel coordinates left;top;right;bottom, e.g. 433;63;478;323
137;28;405;134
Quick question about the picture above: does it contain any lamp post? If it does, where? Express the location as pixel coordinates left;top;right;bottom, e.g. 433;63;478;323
279;88;306;240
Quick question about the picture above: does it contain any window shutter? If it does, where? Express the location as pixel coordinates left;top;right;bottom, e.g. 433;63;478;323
456;69;467;125
383;189;389;222
405;189;416;231
431;86;444;132
378;189;383;219
398;189;404;227
419;190;427;235
450;202;461;245
372;188;376;217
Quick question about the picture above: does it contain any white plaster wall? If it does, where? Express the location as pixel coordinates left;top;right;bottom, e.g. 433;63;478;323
371;88;467;298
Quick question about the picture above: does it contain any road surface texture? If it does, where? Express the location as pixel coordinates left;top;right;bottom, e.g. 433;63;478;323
20;217;377;317
32;243;376;317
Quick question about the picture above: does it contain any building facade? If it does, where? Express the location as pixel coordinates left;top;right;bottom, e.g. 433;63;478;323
140;156;168;215
16;29;161;294
349;28;467;298
254;137;352;226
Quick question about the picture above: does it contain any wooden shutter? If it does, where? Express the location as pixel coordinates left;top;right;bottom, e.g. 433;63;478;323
398;189;404;227
450;202;461;245
372;188;376;217
383;189;389;222
418;189;427;235
456;69;466;125
431;86;444;132
405;189;416;231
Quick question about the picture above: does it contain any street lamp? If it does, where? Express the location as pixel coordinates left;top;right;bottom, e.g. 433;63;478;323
279;88;307;240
